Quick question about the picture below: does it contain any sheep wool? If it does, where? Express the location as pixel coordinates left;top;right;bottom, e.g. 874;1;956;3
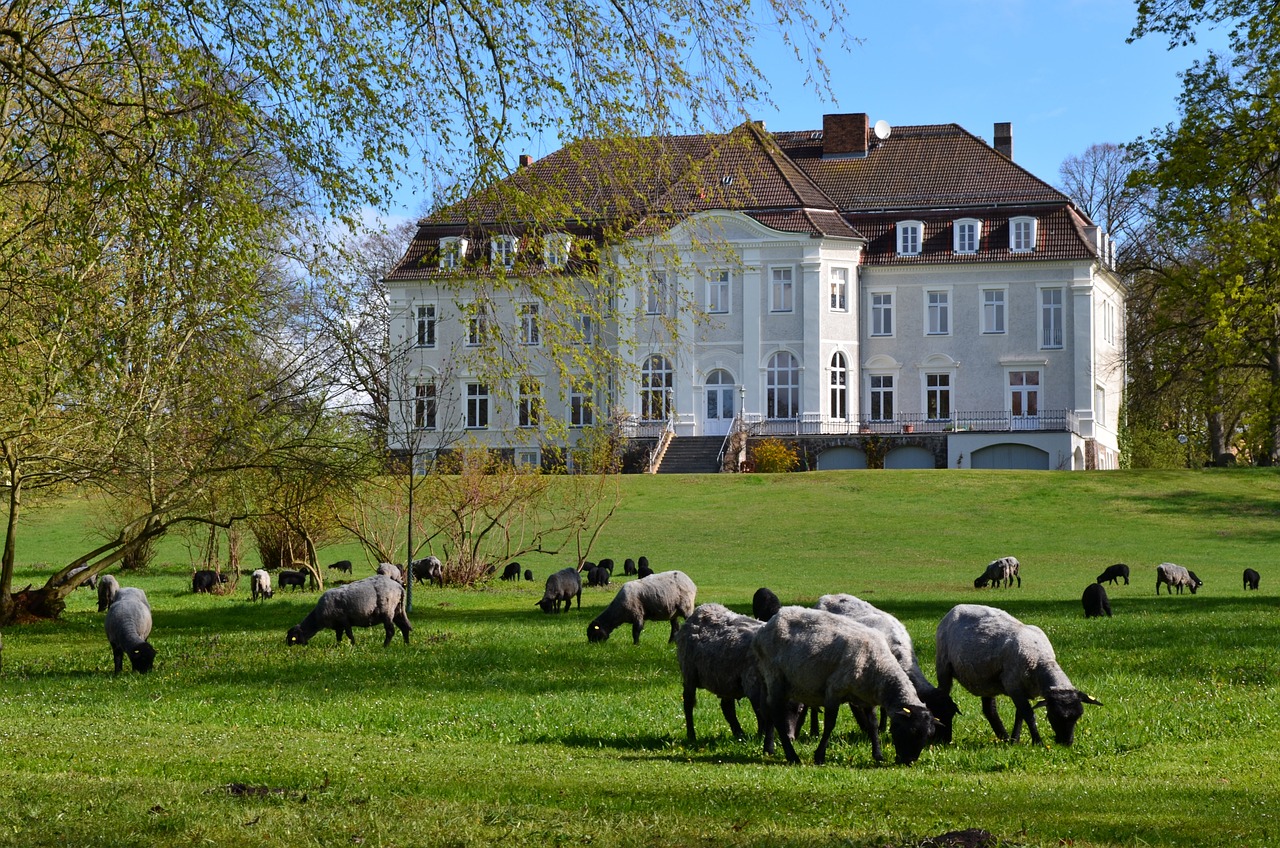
97;574;120;612
286;575;412;647
536;568;582;614
675;603;768;742
105;587;156;674
587;570;696;645
251;569;273;602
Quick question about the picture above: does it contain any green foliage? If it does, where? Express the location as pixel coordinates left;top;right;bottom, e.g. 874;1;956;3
749;438;800;473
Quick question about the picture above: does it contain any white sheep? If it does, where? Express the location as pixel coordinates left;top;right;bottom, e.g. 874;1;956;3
251;569;273;602
105;586;156;674
935;603;1101;747
675;603;769;742
587;570;696;645
286;575;412;647
1156;562;1202;595
96;574;120;612
752;606;937;765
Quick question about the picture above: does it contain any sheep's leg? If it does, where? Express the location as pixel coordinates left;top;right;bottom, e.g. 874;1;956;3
344;626;356;646
667;617;681;643
113;647;124;674
631;620;644;645
683;684;698;742
1011;697;1040;745
382;618;395;647
719;697;746;740
851;704;884;762
981;696;1009;741
766;685;800;763
394;609;412;644
813;699;841;765
334;628;344;645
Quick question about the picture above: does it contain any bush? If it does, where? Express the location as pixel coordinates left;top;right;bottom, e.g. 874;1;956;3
749;438;799;473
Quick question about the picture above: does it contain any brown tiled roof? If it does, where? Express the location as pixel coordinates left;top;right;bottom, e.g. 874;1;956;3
854;206;1099;265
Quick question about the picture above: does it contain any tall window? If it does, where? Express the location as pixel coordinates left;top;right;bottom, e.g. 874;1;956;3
491;235;518;268
1009;371;1040;419
954;219;980;254
466;383;489;429
1102;299;1116;344
518;380;541;428
770;268;794;312
897;221;922;256
871;292;893;336
575;313;595;345
982;289;1006;334
1041;287;1064;349
570;382;594;427
870;375;894;421
545;234;571;268
830;267;848;311
520;303;540;346
467;302;490;346
438;237;466;270
927;290;950;335
640;355;673;420
646;271;668;315
766;352;800;419
416;304;436;348
829;352;848;421
414;382;436;430
1011;216;1037;252
926;373;951;420
707;270;729;314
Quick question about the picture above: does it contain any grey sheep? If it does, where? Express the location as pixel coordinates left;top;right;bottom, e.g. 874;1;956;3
1156;562;1202;595
96;574;120;612
377;562;404;584
752;606;937;766
105;587;156;674
411;556;444;587
285;575;412;647
1082;583;1111;618
815;593;960;743
587;570;696;645
675;603;769;742
974;556;1020;589
60;564;97;590
536;567;582;614
1244;568;1261;590
935;603;1101;747
251;569;273;602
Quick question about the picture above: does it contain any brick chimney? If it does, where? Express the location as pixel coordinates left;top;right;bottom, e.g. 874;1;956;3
518;154;534;167
823;113;869;158
994;122;1013;159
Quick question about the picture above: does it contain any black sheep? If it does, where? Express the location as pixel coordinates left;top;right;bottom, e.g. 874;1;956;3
1096;563;1130;585
523;569;533;582
597;558;614;574
637;558;654;579
192;569;227;594
1244;568;1261;590
623;558;637;576
752;587;781;621
1082;583;1112;618
278;570;308;591
327;559;353;574
500;562;521;581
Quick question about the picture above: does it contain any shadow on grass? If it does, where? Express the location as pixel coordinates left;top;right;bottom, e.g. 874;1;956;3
1127;486;1280;543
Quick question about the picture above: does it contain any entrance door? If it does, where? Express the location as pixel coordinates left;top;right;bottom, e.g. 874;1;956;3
1009;370;1040;430
705;369;735;436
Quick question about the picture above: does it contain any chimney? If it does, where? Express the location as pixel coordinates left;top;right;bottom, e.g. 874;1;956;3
823;113;869;159
518;154;533;168
994;122;1013;159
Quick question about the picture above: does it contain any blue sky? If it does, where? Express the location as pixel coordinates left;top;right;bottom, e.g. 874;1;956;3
383;0;1228;223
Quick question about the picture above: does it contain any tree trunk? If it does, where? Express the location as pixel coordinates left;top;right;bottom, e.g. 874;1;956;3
1269;346;1280;466
0;464;21;626
1206;410;1230;467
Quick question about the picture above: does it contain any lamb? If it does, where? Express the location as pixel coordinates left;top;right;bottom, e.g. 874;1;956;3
523;569;533;582
587;570;696;645
1082;583;1111;618
752;587;782;621
500;562;521;581
637;556;653;579
1156;562;1202;595
285;575;412;647
96;574;120;612
536;567;582;614
278;569;308;591
327;559;353;574
973;556;1020;589
815;594;961;742
1243;568;1261;591
623;558;638;576
676;603;769;742
1096;563;1130;585
752;606;937;765
105;587;156;674
251;569;273;602
411;556;444;588
377;562;404;583
935;603;1101;747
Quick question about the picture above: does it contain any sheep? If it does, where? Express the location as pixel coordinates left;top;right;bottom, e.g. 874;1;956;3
278;569;308;591
285;575;412;647
251;569;273;602
597;558;615;575
377;562;404;584
105;587;156;674
583;563;611;587
1096;563;1130;585
1243;568;1261;591
973;556;1020;589
935;603;1101;747
1082;583;1111;618
637;556;653;578
623;558;638;576
752;606;937;765
752;587;782;621
96;574;120;612
327;559;353;574
676;603;769;742
500;562;521;581
587;570;697;645
536;567;582;614
411;556;444;588
523;569;533;582
59;565;97;590
1156;562;1202;595
191;569;228;594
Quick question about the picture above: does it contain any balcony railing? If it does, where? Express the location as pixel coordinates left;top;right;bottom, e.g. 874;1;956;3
741;409;1078;437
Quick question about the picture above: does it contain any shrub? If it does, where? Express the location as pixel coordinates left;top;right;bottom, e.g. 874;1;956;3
749;438;799;473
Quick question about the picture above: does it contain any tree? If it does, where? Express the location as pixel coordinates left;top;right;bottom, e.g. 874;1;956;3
1057;142;1146;264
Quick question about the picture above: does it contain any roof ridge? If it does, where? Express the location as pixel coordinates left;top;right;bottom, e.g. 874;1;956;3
739;121;840;212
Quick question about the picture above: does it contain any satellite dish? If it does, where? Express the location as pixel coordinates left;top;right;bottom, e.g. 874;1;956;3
873;120;892;140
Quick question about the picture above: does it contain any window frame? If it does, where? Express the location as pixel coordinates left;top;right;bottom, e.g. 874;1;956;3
1040;286;1064;349
766;351;801;419
413;381;437;430
829;351;848;421
438;237;467;270
869;374;895;422
490;235;519;268
640;354;673;421
416;303;437;348
954;218;981;255
770;267;794;313
981;287;1007;335
896;221;923;256
645;271;668;316
829;266;849;312
925;372;952;421
519;302;541;346
1010;216;1037;253
466;302;490;347
569;382;594;428
544;233;572;268
926;289;951;336
870;290;894;337
706;269;730;314
465;382;490;429
518;379;541;428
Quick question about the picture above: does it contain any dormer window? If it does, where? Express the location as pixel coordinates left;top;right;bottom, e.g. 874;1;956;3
954;219;981;254
491;235;518;268
1010;216;1037;253
544;233;572;268
439;237;467;270
896;221;923;256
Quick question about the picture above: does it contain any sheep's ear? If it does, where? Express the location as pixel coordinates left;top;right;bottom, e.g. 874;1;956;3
1079;692;1103;706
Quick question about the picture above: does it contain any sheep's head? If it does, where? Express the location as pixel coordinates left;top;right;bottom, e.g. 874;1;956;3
587;620;610;642
535;599;557;614
128;642;157;673
888;706;935;765
285;626;310;646
973;575;989;589
1035;689;1102;746
1188;571;1204;593
921;690;961;745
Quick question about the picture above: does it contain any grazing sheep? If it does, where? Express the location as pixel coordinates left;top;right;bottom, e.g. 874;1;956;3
637;561;654;579
1096;563;1130;585
587;570;697;645
278;570;308;592
676;603;770;742
500;562;521;581
377;562;404;584
96;574;120;612
584;563;611;587
411;556;444;588
327;559;353;574
752;587;782;621
815;593;961;742
935;603;1101;747
105;587;156;674
285;575;412;647
623;558;638;576
1243;568;1261;591
973;556;1020;589
59;565;97;590
1156;562;1202;595
536;568;582;614
523;569;533;582
1082;583;1111;618
597;558;615;575
251;569;273;602
191;569;227;594
752;606;937;765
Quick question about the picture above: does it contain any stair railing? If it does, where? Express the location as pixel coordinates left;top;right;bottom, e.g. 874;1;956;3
646;415;676;474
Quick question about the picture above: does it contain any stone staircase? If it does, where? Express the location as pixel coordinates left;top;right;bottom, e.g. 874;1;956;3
654;435;726;474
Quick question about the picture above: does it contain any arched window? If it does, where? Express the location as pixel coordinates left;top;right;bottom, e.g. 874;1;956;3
766;352;800;419
640;355;673;420
829;352;848;421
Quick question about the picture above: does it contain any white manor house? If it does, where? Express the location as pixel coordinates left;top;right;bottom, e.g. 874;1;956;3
386;114;1126;472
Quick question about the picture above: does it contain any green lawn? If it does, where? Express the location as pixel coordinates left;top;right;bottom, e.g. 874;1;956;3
3;469;1279;847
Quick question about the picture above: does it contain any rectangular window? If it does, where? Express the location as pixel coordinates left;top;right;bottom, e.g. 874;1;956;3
955;221;978;254
520;303;540;346
871;292;893;336
771;268;793;312
829;267;848;311
1010;371;1040;418
439;238;465;270
545;235;570;268
898;223;921;256
926;373;951;421
467;303;490;347
1041;288;1064;349
707;270;729;314
518;380;540;428
491;236;517;268
982;289;1005;334
1102;300;1116;344
927;290;950;335
570;383;594;427
515;448;541;469
575;313;595;345
870;375;894;421
466;383;489;429
416;304;436;348
1012;218;1036;252
414;382;436;430
646;271;668;315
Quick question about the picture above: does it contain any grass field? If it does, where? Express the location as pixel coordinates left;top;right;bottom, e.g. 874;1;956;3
3;469;1280;847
